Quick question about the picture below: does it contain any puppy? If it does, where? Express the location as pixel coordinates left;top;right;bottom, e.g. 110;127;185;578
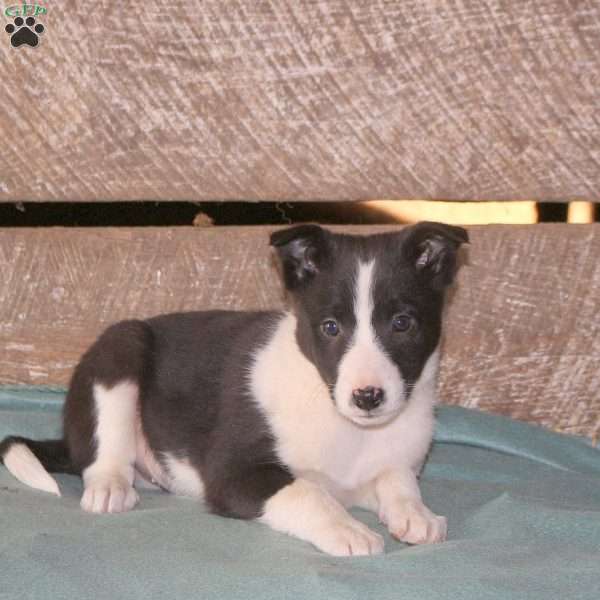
1;222;468;556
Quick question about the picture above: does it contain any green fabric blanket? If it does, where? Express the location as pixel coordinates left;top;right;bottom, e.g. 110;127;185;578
1;387;599;599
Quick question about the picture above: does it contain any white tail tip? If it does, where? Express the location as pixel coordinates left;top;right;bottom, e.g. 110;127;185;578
3;443;61;496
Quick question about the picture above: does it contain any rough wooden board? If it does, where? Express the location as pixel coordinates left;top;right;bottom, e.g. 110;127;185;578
1;1;600;202
0;224;598;440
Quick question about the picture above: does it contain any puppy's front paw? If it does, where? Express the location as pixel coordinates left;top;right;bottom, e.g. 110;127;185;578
317;516;385;557
81;474;139;514
382;499;446;545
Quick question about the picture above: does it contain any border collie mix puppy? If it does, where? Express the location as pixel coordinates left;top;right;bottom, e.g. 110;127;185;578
1;222;468;556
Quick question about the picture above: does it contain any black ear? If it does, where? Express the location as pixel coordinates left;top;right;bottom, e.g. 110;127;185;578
270;224;329;290
404;221;469;290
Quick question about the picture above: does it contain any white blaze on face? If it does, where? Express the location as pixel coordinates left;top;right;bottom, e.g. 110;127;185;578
334;259;406;426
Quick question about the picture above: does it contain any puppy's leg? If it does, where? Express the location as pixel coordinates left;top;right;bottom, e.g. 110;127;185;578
80;381;140;514
261;478;384;556
371;468;447;545
207;464;383;556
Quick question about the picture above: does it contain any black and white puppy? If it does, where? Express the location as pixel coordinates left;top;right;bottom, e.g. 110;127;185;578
0;222;468;556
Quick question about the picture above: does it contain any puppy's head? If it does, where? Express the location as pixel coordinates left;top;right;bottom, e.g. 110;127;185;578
270;222;468;427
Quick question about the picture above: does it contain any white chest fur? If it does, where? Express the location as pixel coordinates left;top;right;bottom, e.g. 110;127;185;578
250;314;439;495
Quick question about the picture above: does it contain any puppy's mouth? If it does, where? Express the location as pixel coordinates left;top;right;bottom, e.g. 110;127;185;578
346;408;401;428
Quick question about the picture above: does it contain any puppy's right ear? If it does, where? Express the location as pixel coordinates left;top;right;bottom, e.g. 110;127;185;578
270;224;329;290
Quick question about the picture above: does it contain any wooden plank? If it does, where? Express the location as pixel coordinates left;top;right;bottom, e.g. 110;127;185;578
1;1;600;202
0;224;598;440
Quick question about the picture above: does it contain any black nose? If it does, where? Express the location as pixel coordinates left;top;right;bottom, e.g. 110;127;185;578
352;386;385;411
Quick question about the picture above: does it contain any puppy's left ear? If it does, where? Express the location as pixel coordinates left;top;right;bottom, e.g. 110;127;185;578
403;221;469;290
270;224;330;290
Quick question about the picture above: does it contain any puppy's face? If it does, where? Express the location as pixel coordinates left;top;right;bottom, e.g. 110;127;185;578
271;223;468;427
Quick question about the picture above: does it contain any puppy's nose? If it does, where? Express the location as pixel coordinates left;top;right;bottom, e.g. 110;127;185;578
352;386;385;411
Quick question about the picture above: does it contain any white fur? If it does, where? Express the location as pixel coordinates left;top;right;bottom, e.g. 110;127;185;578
80;381;140;513
250;311;444;548
163;453;205;497
335;259;405;426
3;443;61;496
261;478;384;556
374;469;447;544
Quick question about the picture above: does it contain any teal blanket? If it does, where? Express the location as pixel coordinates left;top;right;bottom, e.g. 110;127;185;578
1;388;599;599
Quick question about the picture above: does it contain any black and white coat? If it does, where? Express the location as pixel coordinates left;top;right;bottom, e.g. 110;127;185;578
1;222;468;556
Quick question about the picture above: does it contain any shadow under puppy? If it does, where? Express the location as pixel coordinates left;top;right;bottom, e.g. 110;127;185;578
1;222;468;556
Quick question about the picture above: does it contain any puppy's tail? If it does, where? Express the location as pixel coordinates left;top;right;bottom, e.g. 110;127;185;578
0;436;74;497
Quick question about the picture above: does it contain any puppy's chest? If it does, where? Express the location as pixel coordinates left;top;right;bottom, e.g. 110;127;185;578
269;408;425;491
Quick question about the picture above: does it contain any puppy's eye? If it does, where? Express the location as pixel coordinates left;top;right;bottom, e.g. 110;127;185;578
392;314;413;333
321;319;339;337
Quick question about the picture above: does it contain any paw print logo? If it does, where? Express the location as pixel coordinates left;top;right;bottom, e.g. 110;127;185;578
5;16;45;48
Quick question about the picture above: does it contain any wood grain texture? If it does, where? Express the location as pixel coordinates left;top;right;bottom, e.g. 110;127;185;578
1;1;599;202
0;224;598;439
